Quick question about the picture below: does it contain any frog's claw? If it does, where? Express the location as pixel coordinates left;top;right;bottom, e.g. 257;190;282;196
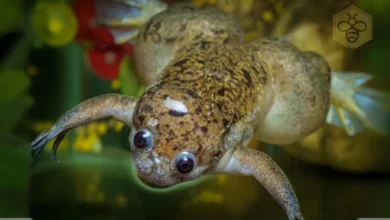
290;212;305;220
31;128;67;162
51;131;68;162
30;93;138;161
212;147;304;220
95;0;167;44
112;0;147;8
327;71;390;136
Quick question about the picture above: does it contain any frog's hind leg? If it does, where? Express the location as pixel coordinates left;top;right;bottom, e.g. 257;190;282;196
327;71;390;136
94;0;167;44
248;37;331;145
95;0;167;27
31;94;138;161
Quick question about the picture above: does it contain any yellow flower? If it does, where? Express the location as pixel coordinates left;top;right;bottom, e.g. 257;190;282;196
97;122;108;135
114;121;125;132
193;0;216;6
75;125;86;136
32;2;77;47
72;132;100;152
44;135;69;152
190;191;224;205
115;194;128;206
31;121;54;133
111;79;121;90
85;183;105;203
262;10;274;22
87;122;97;134
245;31;259;41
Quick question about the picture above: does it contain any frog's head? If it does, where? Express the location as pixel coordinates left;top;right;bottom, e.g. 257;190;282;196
130;86;225;187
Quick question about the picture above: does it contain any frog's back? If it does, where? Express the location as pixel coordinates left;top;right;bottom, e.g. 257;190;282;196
151;40;269;129
134;2;245;84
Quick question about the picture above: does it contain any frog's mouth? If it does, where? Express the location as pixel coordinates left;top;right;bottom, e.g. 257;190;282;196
137;173;171;189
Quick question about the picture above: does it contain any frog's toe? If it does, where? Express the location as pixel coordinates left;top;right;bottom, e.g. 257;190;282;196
31;126;65;161
110;29;139;45
112;0;148;8
95;0;167;44
288;210;304;220
95;0;167;27
31;127;59;151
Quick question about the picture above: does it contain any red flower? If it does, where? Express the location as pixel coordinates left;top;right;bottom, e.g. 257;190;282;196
87;43;134;80
71;0;114;44
72;0;133;80
72;0;171;80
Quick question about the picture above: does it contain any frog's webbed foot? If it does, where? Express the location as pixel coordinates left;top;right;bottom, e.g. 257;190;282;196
327;70;390;136
95;0;167;27
31;93;138;161
212;147;304;220
95;0;167;44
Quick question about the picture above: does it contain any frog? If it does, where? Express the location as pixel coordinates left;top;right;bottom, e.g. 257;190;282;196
31;1;389;220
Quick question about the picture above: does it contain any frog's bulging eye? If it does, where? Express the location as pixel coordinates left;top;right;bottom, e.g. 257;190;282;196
133;129;152;149
175;152;195;174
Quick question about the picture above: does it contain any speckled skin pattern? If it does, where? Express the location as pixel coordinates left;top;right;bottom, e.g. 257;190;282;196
132;2;329;184
132;3;268;184
132;41;271;181
134;2;245;84
31;2;332;220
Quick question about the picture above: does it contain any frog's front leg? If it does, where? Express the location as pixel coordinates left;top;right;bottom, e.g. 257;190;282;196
31;93;137;161
213;147;303;220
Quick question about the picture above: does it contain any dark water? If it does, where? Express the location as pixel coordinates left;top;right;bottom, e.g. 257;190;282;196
29;148;390;220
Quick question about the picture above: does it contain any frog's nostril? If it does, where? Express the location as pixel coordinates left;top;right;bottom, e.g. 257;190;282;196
156;168;166;176
135;158;154;176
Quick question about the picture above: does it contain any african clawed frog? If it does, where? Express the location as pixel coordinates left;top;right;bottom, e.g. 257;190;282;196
31;2;389;220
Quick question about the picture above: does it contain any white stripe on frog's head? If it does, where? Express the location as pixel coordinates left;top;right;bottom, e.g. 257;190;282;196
147;117;159;127
162;96;188;114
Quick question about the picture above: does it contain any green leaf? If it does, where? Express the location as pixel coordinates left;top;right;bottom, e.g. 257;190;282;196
358;0;390;16
0;144;30;217
1;30;34;70
0;69;31;103
119;57;142;97
0;0;25;34
0;95;33;134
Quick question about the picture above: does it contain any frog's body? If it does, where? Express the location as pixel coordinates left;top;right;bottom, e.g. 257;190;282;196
134;3;330;145
31;2;389;220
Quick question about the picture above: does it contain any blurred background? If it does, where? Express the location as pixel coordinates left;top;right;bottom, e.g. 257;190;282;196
0;0;389;219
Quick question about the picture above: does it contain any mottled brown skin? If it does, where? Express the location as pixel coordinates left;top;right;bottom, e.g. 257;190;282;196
131;38;271;184
133;2;245;84
131;86;224;185
31;2;333;220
